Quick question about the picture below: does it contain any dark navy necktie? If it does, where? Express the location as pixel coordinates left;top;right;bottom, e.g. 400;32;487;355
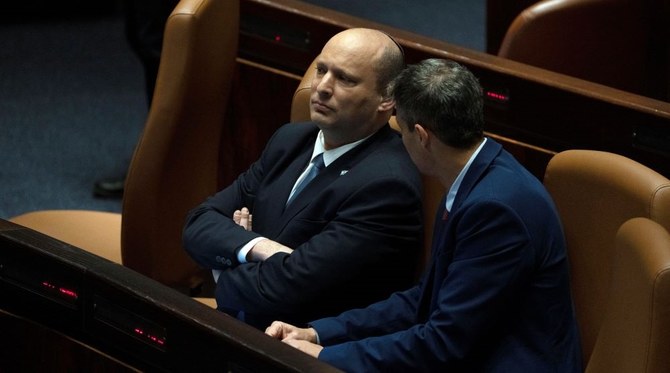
287;153;325;206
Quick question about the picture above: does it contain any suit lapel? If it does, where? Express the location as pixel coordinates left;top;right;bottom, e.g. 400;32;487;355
281;157;343;215
450;139;502;214
254;125;317;238
416;139;503;320
417;195;449;321
279;125;395;221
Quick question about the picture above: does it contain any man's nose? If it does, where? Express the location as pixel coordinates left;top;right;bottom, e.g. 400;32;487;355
315;73;334;95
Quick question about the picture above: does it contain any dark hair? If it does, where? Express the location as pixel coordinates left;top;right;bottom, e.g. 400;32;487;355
392;58;484;148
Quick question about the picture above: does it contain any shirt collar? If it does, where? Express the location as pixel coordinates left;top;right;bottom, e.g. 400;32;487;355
311;130;371;166
445;137;487;212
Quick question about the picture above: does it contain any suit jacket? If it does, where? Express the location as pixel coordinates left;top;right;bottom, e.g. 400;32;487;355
183;122;423;328
312;139;583;372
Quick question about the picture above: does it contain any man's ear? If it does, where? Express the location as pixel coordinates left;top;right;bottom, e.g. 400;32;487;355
415;123;430;147
378;96;395;113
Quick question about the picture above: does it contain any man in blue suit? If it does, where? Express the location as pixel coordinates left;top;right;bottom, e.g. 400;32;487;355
266;59;583;372
183;28;423;329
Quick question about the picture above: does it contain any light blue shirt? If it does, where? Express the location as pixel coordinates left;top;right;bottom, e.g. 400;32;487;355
445;138;487;213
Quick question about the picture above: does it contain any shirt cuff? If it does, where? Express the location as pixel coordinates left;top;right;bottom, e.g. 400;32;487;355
237;237;268;263
314;329;321;345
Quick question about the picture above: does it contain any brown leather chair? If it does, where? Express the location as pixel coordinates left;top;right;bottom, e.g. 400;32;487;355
586;217;670;373
291;58;442;277
543;149;670;365
498;0;652;96
10;0;240;294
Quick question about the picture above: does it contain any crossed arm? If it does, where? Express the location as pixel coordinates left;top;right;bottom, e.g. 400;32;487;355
233;207;293;262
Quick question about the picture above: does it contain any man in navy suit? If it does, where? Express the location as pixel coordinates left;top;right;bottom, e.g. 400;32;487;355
183;28;423;329
266;59;583;372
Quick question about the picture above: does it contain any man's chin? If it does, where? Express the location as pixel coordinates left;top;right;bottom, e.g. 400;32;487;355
310;112;331;127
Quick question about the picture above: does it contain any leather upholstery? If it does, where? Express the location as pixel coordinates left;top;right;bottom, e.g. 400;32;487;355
498;0;650;95
543;149;670;364
290;58;441;277
11;0;239;293
586;217;670;373
10;211;122;264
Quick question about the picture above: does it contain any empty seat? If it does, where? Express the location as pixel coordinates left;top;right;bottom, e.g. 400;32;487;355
543;149;670;364
586;217;670;373
11;0;240;294
498;0;652;96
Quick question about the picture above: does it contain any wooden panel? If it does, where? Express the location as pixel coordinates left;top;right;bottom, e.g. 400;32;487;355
219;59;301;187
229;0;670;183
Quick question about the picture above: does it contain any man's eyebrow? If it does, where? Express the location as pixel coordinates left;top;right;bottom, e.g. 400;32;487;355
332;66;359;80
314;61;360;81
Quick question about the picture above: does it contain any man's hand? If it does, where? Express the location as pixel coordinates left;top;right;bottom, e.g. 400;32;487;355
233;207;293;261
283;339;324;358
265;321;317;342
233;207;253;231
265;321;323;357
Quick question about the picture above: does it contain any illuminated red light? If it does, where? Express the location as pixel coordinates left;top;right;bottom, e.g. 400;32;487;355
134;327;166;346
485;90;509;102
59;287;78;299
274;35;282;42
42;281;56;289
41;281;79;300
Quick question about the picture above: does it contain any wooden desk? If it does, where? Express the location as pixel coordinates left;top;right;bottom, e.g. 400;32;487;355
0;219;341;372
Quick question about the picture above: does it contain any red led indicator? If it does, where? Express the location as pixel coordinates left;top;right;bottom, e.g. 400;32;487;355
485;90;510;103
42;281;78;300
42;281;55;289
134;327;166;346
59;288;78;299
274;34;282;42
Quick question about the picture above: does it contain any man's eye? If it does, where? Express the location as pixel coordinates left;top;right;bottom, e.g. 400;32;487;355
315;67;326;75
339;75;355;84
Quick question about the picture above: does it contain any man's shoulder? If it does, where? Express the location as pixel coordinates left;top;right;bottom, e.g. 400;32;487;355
275;121;319;137
265;122;319;152
348;128;419;184
361;125;406;155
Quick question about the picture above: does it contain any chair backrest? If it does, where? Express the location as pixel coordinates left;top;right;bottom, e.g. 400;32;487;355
543;149;670;364
121;0;239;292
586;217;670;373
290;58;442;278
498;0;651;96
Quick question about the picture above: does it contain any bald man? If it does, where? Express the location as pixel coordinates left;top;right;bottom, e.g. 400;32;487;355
183;28;423;329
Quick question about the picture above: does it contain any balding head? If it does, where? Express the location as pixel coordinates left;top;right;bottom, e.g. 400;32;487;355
323;28;405;98
310;28;405;148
